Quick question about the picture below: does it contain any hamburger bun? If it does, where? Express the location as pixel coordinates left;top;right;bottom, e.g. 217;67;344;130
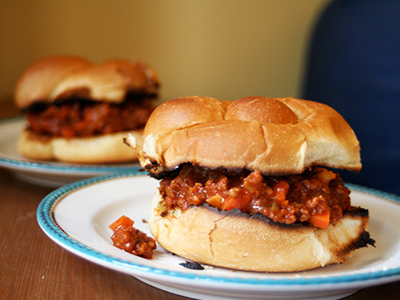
15;55;160;164
18;129;143;164
15;56;159;109
130;96;361;177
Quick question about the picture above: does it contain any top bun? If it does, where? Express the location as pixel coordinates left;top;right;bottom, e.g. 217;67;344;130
15;55;160;109
126;96;361;176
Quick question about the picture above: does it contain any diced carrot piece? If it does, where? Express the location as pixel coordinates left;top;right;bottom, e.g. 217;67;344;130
221;197;241;211
221;193;251;211
206;195;223;207
109;215;134;231
309;210;330;229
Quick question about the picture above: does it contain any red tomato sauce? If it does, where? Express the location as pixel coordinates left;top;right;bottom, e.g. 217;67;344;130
159;165;352;228
27;99;154;138
109;215;156;259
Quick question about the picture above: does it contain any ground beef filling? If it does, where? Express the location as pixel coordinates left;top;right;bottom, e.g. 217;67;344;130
109;215;156;259
159;165;352;229
26;99;154;138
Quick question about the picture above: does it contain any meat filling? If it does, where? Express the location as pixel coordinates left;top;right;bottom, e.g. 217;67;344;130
109;215;156;259
159;165;352;229
26;99;154;138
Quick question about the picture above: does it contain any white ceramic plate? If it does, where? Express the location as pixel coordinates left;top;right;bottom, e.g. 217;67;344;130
0;118;140;187
37;172;400;300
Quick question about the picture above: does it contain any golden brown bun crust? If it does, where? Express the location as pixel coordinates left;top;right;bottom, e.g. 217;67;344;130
150;191;372;272
128;96;361;176
17;128;142;164
15;55;160;109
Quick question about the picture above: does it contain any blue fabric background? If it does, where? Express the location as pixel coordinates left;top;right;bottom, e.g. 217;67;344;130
303;0;400;195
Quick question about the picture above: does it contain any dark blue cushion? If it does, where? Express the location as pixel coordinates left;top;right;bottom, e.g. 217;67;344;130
303;0;400;195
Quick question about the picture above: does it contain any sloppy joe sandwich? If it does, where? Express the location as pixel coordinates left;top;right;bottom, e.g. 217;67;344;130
15;55;160;164
125;96;375;272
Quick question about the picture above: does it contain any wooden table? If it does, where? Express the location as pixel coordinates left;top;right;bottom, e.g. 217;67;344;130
1;100;399;300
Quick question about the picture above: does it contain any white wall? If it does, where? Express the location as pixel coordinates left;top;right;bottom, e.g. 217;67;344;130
0;0;331;103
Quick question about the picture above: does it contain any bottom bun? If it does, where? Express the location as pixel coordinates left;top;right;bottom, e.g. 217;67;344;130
17;129;142;164
150;190;373;272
